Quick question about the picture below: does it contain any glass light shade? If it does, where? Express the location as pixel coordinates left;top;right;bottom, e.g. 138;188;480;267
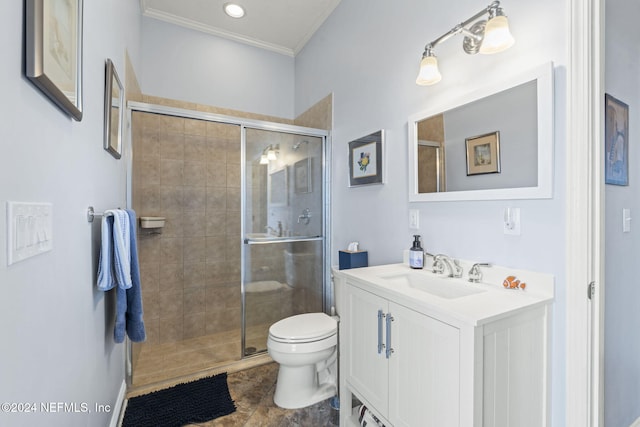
479;15;515;54
415;55;442;86
260;154;268;164
224;3;245;18
267;149;277;161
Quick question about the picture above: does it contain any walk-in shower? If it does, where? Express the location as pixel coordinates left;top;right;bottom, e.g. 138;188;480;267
127;102;329;388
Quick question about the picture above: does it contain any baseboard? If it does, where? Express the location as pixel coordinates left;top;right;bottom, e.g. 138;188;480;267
630;416;640;427
109;380;127;427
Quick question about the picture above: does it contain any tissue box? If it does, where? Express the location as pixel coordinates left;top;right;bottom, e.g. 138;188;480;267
339;250;368;270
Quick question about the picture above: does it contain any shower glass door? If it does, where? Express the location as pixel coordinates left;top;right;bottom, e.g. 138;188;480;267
242;128;325;356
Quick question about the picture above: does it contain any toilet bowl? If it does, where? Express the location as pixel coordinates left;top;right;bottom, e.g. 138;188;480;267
267;312;338;409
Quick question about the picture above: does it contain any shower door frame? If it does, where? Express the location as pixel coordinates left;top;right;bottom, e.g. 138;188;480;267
124;101;331;383
240;125;329;357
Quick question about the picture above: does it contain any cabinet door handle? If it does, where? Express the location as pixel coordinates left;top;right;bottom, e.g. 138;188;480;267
377;309;385;354
385;313;394;359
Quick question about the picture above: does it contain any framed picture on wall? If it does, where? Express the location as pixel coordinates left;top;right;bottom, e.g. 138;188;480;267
104;59;124;159
294;158;312;193
465;131;501;176
25;0;84;121
348;130;384;187
605;94;629;186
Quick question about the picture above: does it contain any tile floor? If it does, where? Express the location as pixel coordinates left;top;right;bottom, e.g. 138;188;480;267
126;362;339;427
131;324;271;387
186;363;339;426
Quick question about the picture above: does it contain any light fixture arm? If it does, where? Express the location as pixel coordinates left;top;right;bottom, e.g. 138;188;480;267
420;1;501;54
416;1;513;86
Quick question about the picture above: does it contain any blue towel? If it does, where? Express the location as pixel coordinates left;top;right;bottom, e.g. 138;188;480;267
97;209;145;343
119;209;146;343
97;210;131;291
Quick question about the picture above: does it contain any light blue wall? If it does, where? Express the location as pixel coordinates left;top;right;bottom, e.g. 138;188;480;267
295;0;567;425
604;0;640;425
0;1;141;426
140;17;296;119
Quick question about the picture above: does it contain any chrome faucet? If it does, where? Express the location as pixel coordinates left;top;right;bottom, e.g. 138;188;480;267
265;225;278;236
432;254;463;278
265;221;283;237
468;263;491;283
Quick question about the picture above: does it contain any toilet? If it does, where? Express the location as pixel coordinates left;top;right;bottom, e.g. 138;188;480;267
267;312;338;409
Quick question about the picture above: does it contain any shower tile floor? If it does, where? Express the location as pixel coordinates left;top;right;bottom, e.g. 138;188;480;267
126;362;339;427
132;324;271;387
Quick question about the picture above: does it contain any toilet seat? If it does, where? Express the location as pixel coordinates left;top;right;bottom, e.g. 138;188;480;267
269;313;337;343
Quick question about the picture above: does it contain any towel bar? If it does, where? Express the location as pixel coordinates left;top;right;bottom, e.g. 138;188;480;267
87;206;104;223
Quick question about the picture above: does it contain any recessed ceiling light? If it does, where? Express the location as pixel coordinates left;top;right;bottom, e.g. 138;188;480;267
223;3;245;19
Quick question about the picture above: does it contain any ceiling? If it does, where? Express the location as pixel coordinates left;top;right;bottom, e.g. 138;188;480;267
140;0;343;57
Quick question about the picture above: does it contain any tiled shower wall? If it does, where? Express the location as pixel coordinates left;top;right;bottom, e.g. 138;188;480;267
128;93;333;383
132;112;242;344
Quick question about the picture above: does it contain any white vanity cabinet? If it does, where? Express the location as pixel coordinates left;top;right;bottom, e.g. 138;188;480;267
335;264;553;427
344;284;459;427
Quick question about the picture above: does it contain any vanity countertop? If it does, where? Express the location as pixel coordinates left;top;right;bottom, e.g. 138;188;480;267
334;263;554;328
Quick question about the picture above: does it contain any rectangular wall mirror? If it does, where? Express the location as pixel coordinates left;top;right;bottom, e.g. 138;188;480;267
104;59;124;159
408;62;554;202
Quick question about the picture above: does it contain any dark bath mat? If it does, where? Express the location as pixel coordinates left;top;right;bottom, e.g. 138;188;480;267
122;372;236;427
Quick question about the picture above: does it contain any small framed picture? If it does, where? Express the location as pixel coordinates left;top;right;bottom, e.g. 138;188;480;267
605;94;629;186
348;130;384;187
294;158;312;193
465;131;501;176
25;0;84;121
104;59;124;159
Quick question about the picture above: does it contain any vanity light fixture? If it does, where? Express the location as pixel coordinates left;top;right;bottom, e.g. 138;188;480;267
223;2;245;19
259;144;279;164
416;0;515;86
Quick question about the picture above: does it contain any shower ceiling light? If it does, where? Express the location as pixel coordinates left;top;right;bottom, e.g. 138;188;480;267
415;1;515;86
223;2;245;18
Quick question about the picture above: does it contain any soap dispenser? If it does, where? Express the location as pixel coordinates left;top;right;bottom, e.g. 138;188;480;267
409;235;424;269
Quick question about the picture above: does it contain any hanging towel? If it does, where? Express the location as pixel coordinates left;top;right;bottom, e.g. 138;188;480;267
120;209;146;342
97;209;132;291
96;209;145;343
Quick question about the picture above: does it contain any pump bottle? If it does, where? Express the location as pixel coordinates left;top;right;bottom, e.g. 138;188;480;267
409;235;424;269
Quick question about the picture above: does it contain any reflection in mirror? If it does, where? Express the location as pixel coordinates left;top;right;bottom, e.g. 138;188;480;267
244;128;324;239
408;62;554;201
269;167;288;207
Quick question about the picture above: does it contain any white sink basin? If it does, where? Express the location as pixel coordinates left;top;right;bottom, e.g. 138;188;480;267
380;272;486;299
245;232;272;240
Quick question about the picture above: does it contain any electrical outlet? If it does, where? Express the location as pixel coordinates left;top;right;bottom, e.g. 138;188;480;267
503;207;521;235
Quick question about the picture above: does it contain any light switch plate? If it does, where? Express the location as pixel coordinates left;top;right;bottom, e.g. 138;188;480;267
409;209;420;229
7;202;53;265
623;208;631;233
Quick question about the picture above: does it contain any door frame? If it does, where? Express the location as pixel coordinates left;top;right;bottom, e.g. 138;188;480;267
566;0;604;425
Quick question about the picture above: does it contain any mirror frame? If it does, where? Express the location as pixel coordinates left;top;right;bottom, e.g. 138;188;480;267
104;59;124;159
408;62;554;202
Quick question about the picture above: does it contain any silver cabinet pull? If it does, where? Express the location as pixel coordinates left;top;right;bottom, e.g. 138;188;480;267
385;313;395;359
377;309;385;354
